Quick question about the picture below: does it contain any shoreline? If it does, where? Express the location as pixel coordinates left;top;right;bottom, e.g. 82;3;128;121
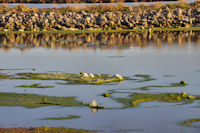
0;3;200;32
1;27;200;34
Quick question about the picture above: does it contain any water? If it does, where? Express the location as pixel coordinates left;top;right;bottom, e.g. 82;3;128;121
0;31;200;133
0;1;196;8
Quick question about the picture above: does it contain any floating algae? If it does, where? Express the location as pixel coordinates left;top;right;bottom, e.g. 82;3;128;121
135;74;150;78
134;74;156;82
0;127;100;133
41;115;80;120
0;92;84;108
114;92;198;108
133;81;188;91
179;118;200;128
15;72;131;85
0;73;12;79
16;83;54;88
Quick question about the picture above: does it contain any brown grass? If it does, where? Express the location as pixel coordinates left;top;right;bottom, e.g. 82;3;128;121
0;2;199;14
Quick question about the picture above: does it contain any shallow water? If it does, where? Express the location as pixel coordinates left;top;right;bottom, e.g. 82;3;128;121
0;31;200;133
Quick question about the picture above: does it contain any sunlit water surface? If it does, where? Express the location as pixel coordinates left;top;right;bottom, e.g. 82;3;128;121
0;31;200;133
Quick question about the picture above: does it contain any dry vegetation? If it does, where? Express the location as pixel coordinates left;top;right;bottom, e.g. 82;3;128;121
0;2;198;13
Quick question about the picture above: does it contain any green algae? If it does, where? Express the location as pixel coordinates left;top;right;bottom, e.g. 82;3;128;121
135;74;150;78
0;27;200;34
0;127;100;133
134;74;156;82
179;118;200;128
36;127;100;133
0;92;84;108
133;81;188;90
114;92;197;108
41;115;80;120
16;83;54;88
15;72;129;85
0;73;12;79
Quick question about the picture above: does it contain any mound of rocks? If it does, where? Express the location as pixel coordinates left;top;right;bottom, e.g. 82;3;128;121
0;6;200;31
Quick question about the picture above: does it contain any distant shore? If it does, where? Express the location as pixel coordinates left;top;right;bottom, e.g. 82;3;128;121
0;2;200;32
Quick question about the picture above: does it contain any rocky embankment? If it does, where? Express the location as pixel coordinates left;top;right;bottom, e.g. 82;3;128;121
0;5;200;31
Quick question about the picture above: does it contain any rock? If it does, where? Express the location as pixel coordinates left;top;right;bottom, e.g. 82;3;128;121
18;29;24;32
181;92;188;97
174;8;183;17
102;93;110;97
196;7;200;13
167;12;173;18
179;81;188;85
0;6;200;31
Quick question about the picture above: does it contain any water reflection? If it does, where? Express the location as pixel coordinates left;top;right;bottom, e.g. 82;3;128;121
91;108;98;114
0;31;200;51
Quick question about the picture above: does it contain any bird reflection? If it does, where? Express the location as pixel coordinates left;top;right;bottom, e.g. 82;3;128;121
91;108;99;114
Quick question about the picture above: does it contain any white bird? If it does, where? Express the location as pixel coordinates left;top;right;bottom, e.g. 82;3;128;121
88;73;95;78
89;100;99;108
80;72;89;78
113;74;123;80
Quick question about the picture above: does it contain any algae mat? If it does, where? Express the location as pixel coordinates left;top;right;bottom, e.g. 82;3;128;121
15;72;132;85
0;92;84;108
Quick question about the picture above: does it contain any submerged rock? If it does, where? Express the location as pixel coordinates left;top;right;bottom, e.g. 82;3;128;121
102;93;110;97
179;81;188;85
181;92;188;97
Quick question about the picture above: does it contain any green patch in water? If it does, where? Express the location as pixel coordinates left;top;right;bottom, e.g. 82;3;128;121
135;74;150;78
134;74;156;82
114;92;197;108
16;83;54;88
41;115;80;120
133;81;188;90
179;118;200;128
15;72;133;85
0;92;84;108
0;127;100;133
37;127;100;133
0;73;13;79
